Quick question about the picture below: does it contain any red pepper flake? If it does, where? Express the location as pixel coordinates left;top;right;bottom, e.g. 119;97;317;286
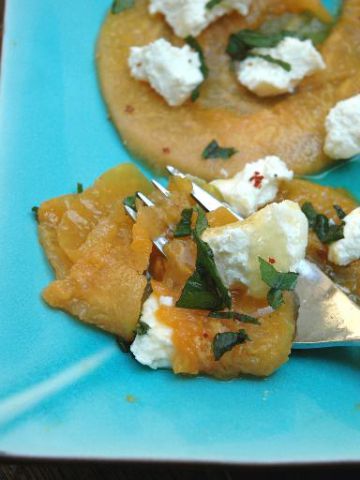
268;257;276;264
249;171;264;189
162;147;171;154
125;105;134;114
203;332;209;339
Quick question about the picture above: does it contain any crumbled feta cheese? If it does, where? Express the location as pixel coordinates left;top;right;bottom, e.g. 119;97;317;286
211;156;293;217
237;37;325;97
324;94;360;160
202;200;308;297
149;0;253;38
130;294;173;369
328;207;360;266
128;38;203;107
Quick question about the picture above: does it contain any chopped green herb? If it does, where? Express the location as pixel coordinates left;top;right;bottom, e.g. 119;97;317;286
248;53;291;71
123;195;137;211
202;140;238;160
136;321;150;336
77;182;83;194
301;202;318;229
193;206;208;236
185;36;209;79
176;211;232;311
333;204;346;220
259;257;299;310
212;330;250;361
31;206;39;222
226;30;288;61
259;11;335;46
116;336;131;353
206;0;223;10
190;85;201;102
174;208;193;238
111;0;134;14
208;311;260;325
302;202;345;244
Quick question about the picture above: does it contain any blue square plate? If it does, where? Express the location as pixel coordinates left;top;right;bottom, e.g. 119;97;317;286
0;0;359;465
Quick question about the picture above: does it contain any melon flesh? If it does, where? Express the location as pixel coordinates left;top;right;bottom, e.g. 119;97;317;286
96;0;360;180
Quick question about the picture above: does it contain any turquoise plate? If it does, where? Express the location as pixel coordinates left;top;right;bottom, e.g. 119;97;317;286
0;0;359;465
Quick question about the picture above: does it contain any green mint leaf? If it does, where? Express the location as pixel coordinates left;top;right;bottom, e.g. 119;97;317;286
208;311;260;325
136;321;150;336
123;195;137;211
212;330;250;361
174;208;193;238
259;12;335;45
333;204;346;220
185;36;209;79
206;0;223;10
116;336;131;353
301;202;318;229
202;140;237;160
259;257;299;291
77;182;83;194
176;223;231;311
226;30;287;61
267;287;284;310
302;202;344;244
31;206;39;222
248;53;292;71
111;0;134;14
193;206;208;236
191;85;201;102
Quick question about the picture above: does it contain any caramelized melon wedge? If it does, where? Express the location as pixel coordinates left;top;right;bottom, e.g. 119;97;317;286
97;0;360;180
38;163;152;276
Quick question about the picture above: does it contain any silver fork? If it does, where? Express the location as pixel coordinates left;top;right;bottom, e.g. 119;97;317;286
126;166;360;348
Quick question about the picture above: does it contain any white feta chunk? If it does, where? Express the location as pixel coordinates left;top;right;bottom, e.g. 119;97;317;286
149;0;253;38
130;294;174;369
324;94;360;160
128;38;204;107
328;207;360;266
237;37;325;97
202;200;308;297
211;156;293;217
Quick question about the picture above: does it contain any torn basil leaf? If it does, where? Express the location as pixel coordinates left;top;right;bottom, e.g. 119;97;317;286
212;330;250;361
185;36;209;79
193;206;208;237
333;204;346;220
191;85;201;102
248;53;291;71
176;210;231;311
136;321;150;336
259;257;299;310
123;195;137;211
259;11;335;46
174;208;193;238
208;311;260;325
302;202;344;244
31;206;39;222
77;182;83;194
206;0;223;10
111;0;134;14
301;202;318;229
202;140;237;160
226;30;287;61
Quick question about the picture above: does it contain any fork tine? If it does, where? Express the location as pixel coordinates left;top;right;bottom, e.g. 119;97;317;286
136;191;155;207
134;191;167;255
166;165;242;220
152;179;171;197
124;204;137;221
